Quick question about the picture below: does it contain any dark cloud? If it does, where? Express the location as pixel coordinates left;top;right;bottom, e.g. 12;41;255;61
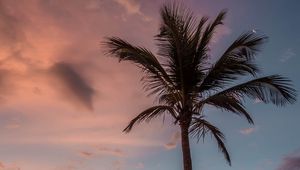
79;151;94;158
49;62;95;110
277;152;300;170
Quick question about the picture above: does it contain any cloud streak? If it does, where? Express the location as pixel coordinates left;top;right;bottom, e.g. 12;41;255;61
280;48;296;62
0;161;20;170
239;127;257;135
277;151;300;170
98;147;126;157
49;62;95;110
114;0;151;21
164;131;180;150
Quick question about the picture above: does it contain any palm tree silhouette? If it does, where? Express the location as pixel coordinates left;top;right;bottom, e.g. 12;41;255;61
103;3;296;170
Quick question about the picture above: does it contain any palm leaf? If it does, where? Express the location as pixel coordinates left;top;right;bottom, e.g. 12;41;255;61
196;10;227;67
200;94;254;124
123;105;177;133
199;32;267;92
190;117;231;165
103;37;175;95
200;75;296;107
156;3;198;93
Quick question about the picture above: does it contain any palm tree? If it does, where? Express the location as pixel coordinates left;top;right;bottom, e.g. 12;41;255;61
103;3;296;170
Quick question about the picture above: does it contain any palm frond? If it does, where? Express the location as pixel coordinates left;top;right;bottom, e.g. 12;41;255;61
190;16;208;68
158;91;182;106
103;37;174;95
123;105;177;133
190;117;231;165
199;32;267;92
156;3;215;95
196;10;227;65
199;93;254;124
200;75;296;107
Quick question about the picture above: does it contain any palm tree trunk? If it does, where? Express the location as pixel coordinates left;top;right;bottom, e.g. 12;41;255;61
181;123;192;170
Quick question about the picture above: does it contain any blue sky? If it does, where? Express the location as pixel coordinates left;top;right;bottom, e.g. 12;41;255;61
0;0;299;169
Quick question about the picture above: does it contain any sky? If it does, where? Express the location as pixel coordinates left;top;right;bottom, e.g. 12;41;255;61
0;0;299;170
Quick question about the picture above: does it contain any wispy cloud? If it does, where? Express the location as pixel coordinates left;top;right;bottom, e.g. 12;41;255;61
280;48;296;62
98;147;126;157
164;131;180;150
211;25;231;44
112;160;124;170
4;123;21;129
79;151;94;158
0;161;20;170
277;150;300;170
239;127;257;135
113;0;151;21
254;98;263;104
135;162;144;169
114;0;141;15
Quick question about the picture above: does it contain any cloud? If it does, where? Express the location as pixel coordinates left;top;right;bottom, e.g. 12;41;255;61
113;0;151;21
114;0;141;15
112;160;123;170
135;162;144;169
98;147;126;157
164;131;180;150
0;1;27;46
0;0;43;75
280;48;296;62
78;147;125;159
4;123;20;129
0;161;20;170
49;62;95;110
277;151;300;170
79;151;94;158
254;98;263;104
239;127;256;135
211;25;231;44
0;69;14;96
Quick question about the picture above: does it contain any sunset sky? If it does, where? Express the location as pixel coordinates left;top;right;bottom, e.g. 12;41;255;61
0;0;299;170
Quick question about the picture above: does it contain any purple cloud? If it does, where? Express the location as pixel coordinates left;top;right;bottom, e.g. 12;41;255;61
277;152;300;170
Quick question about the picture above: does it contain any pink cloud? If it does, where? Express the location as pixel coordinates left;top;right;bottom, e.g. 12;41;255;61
4;123;20;129
211;25;231;44
239;127;257;135
135;162;144;169
0;161;20;170
98;147;126;157
114;0;141;15
79;151;94;158
112;160;123;170
164;131;180;150
113;0;151;21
